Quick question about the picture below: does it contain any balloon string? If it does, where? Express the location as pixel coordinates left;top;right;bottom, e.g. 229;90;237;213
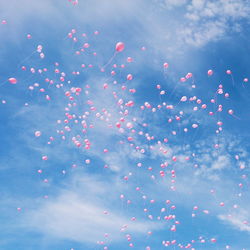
231;74;235;86
232;114;241;120
17;50;37;68
102;51;117;70
0;78;9;88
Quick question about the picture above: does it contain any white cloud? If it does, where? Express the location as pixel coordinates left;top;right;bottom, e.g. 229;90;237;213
25;176;163;243
28;193;154;242
219;209;250;233
211;155;230;170
154;0;250;48
180;20;226;47
182;0;250;46
160;0;188;9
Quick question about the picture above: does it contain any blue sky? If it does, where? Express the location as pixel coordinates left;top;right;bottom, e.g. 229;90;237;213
0;0;250;249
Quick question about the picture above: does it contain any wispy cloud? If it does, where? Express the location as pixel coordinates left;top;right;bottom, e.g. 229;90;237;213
24;175;163;243
183;0;250;46
219;208;250;232
153;0;250;48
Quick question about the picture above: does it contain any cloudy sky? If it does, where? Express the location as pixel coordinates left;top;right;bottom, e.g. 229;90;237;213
0;0;250;249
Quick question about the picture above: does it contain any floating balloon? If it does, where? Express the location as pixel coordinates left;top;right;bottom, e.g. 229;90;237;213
127;74;133;81
186;72;192;79
35;131;41;137
208;69;213;76
8;78;17;84
115;42;125;52
163;62;169;68
180;96;187;102
127;57;133;62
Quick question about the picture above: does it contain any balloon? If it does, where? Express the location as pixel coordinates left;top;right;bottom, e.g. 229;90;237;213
8;78;17;84
163;62;169;68
42;156;48;160
35;131;41;137
83;43;90;48
126;122;133;129
37;45;43;53
185;72;192;79
115;42;125;52
127;57;133;62
127;74;133;81
208;69;213;76
180;96;187;102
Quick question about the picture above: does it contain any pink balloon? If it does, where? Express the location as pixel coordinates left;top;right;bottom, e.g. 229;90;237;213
8;78;17;84
208;69;213;76
127;74;133;81
192;124;198;128
185;72;192;79
115;42;125;52
35;131;41;137
180;96;187;102
42;155;48;161
127;57;133;63
126;122;133;129
163;62;169;68
83;43;90;48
